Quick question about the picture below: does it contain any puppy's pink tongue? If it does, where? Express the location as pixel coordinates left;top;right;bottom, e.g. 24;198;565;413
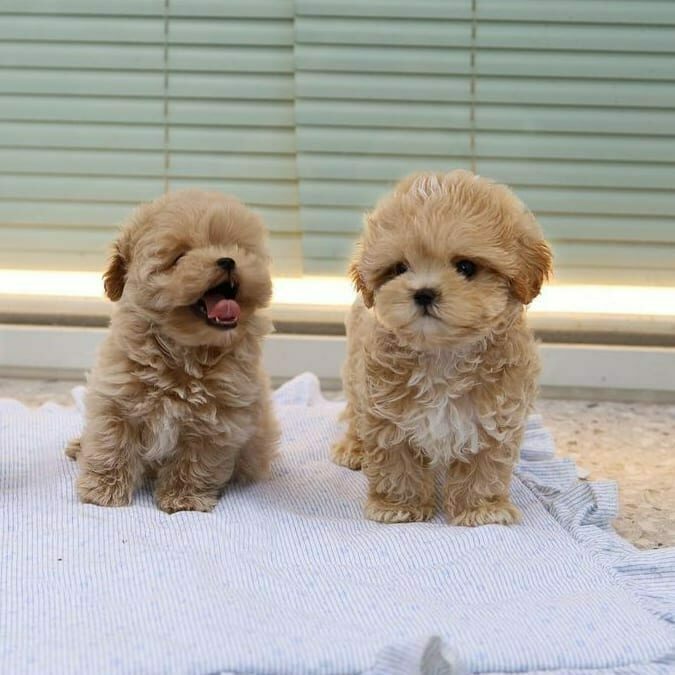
204;296;240;322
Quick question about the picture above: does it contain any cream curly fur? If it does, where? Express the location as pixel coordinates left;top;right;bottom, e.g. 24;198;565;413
333;170;553;526
66;190;279;513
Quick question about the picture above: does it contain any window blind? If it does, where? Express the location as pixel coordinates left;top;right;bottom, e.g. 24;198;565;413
473;0;675;285
1;0;673;284
0;0;302;274
165;0;302;274
294;0;474;275
0;1;166;271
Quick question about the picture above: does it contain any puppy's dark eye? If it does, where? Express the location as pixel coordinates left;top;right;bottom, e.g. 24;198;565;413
392;262;408;277
455;259;477;279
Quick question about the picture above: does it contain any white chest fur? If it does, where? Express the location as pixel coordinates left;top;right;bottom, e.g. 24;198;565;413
144;411;181;462
131;378;255;463
395;351;483;464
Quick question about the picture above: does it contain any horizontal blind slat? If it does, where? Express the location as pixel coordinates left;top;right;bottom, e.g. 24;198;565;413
0;175;164;202
296;17;472;47
0;1;164;15
475;78;675;108
169;153;296;180
0;148;164;176
296;72;470;101
0;201;134;226
476;22;675;52
298;155;469;181
0;122;164;149
0;96;164;123
475;50;675;80
168;0;294;19
168;73;294;100
0;16;164;42
168;19;293;46
474;132;675;162
474;105;675;136
295;0;471;19
295;45;470;74
0;69;164;96
295;100;470;129
169;126;295;153
0;43;163;69
167;179;298;209
167;100;294;126
167;46;293;72
476;0;675;25
474;159;675;190
297;128;471;156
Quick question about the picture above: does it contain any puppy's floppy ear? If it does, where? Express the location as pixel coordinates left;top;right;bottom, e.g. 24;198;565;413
103;231;131;302
349;259;374;309
348;240;374;308
510;235;553;305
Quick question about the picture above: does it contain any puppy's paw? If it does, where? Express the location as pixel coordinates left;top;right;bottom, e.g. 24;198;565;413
155;491;218;514
77;471;132;507
65;438;81;460
448;499;521;527
331;437;363;470
364;498;434;524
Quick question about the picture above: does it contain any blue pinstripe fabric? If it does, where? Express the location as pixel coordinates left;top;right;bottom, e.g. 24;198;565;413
1;373;673;674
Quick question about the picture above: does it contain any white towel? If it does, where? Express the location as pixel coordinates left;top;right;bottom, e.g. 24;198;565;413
1;373;673;674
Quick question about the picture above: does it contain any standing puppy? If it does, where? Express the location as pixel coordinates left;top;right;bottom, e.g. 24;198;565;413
333;171;552;526
67;190;279;513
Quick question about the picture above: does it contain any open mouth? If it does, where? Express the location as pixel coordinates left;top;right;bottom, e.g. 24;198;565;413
191;280;240;330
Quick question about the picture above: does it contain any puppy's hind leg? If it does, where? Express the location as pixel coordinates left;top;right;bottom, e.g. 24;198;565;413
65;437;81;460
331;420;364;471
232;407;280;484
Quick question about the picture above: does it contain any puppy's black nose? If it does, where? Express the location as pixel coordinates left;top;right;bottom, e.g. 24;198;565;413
413;288;437;307
217;257;235;271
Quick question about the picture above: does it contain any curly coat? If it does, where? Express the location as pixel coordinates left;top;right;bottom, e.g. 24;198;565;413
66;190;279;513
332;170;553;526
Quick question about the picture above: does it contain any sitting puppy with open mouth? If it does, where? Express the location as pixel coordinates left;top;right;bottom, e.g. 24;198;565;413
66;190;279;513
332;170;553;526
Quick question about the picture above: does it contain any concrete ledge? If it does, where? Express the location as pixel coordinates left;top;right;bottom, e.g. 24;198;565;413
1;324;673;401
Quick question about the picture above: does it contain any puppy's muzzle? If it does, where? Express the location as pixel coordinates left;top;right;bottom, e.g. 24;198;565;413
192;259;241;330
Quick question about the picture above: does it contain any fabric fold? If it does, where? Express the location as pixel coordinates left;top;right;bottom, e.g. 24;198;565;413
0;373;673;674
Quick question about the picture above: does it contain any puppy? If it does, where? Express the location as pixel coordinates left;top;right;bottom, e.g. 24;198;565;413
332;170;553;526
66;190;279;513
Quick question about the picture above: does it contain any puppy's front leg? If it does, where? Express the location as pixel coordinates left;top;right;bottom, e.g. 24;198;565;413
444;437;521;527
76;420;143;507
363;430;435;523
154;438;237;514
